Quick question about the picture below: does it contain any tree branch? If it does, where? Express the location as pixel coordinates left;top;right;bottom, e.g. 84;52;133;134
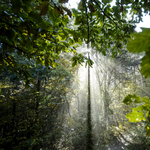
117;130;132;145
93;0;121;29
0;40;28;54
0;40;45;57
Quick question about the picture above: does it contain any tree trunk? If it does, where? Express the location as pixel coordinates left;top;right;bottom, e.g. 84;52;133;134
86;52;93;150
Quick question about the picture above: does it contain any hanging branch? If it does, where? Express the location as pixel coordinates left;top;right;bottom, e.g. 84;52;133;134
93;0;121;29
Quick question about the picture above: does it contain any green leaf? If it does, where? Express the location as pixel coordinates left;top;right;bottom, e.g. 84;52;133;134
102;0;113;5
69;38;74;45
140;51;150;78
127;28;150;78
78;0;83;10
123;94;140;105
142;97;150;104
127;28;150;53
126;106;146;122
29;11;43;25
72;8;79;17
146;125;150;136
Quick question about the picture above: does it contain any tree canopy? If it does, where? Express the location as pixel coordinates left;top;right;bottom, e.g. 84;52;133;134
1;0;150;149
1;0;150;79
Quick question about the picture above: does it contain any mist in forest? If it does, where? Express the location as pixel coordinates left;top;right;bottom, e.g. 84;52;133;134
58;46;150;150
1;45;150;150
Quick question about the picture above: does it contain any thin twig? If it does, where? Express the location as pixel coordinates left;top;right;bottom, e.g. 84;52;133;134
93;0;121;29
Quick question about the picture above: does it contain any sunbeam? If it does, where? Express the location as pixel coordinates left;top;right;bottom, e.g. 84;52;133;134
57;44;149;150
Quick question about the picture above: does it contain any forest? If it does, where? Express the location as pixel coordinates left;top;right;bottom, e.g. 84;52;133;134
0;0;150;149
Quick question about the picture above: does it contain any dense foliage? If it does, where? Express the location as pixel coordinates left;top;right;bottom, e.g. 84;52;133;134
0;53;77;149
1;0;150;149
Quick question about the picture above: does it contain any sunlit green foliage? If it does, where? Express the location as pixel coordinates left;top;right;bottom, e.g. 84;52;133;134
123;94;150;136
1;0;150;149
124;27;150;136
127;28;150;78
0;0;80;85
